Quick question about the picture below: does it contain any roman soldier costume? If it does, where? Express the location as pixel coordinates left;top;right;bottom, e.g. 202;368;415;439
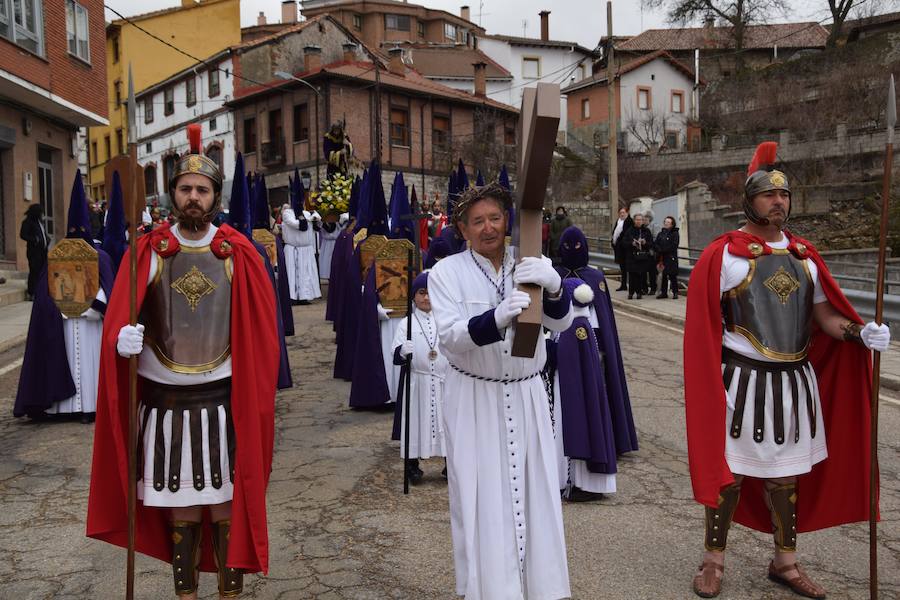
684;142;882;598
87;125;280;598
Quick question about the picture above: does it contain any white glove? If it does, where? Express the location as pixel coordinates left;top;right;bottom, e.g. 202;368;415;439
117;324;145;357
514;255;562;294
81;307;103;321
309;211;322;222
861;322;891;352
302;210;313;221
494;290;531;329
376;304;393;321
399;339;414;357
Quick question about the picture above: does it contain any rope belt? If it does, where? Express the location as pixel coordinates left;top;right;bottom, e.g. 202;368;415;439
449;362;541;383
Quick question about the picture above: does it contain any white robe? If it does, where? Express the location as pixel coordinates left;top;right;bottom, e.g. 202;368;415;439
429;249;574;600
318;223;342;280
380;313;402;403
392;308;448;459
281;208;322;301
45;289;107;415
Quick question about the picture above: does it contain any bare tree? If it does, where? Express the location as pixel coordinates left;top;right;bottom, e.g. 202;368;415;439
624;109;672;153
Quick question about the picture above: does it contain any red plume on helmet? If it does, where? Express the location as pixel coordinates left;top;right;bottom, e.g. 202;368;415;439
187;123;202;155
746;141;777;176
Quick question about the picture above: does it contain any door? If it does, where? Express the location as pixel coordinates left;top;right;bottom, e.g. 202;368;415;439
37;146;54;243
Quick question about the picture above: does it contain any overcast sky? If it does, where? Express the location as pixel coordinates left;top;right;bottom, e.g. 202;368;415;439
103;0;860;49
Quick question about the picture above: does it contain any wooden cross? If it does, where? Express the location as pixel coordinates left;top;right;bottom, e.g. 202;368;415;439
511;83;560;358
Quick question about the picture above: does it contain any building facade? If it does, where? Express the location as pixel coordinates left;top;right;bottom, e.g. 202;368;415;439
134;50;236;209
0;0;107;269
87;0;241;202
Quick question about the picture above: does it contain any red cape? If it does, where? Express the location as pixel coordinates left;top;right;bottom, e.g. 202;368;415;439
684;229;877;533
86;223;280;573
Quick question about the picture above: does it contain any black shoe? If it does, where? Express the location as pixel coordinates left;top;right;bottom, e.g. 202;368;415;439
567;487;604;502
628;293;634;299
673;293;679;299
298;299;311;305
656;293;667;299
80;412;96;424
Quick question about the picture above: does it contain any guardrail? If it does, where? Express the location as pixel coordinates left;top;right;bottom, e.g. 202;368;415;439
588;251;900;324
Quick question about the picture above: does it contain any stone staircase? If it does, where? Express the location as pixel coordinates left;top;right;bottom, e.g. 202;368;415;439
0;267;29;307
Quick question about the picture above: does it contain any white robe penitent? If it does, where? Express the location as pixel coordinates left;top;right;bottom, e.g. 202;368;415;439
281;208;322;301
318;223;342;280
429;249;574;600
45;288;107;415
380;311;402;403
392;308;448;459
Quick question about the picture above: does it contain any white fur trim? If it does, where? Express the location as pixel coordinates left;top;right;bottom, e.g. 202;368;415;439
573;283;594;304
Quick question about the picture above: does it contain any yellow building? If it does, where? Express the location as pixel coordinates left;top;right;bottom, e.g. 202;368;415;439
87;0;240;201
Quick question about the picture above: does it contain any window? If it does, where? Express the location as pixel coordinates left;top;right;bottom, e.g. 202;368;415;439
144;165;157;196
186;77;196;107
444;22;457;41
522;57;540;79
664;130;678;149
390;107;409;147
206;144;223;172
432;114;450;149
352;13;362;29
111;34;119;63
268;108;283;144
164;88;174;115
417;21;424;38
66;1;90;62
385;14;410;31
0;0;43;55
581;98;590;120
243;117;257;153
671;90;684;113
145;142;151;153
209;117;217;131
115;128;123;155
208;69;220;97
104;135;110;160
144;97;153;123
293;103;309;141
637;87;651;110
114;81;122;107
162;154;178;189
90;141;97;164
578;64;586;81
504;126;515;146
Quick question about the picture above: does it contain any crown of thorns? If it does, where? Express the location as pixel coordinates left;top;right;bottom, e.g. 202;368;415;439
452;183;512;230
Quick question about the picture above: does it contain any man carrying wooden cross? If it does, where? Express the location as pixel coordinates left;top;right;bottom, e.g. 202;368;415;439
429;182;574;599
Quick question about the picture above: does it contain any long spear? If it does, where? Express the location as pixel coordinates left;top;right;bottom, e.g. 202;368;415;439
870;73;895;600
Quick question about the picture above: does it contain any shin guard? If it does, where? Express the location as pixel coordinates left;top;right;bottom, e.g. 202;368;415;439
212;519;243;597
704;481;742;552
171;520;202;596
767;482;798;552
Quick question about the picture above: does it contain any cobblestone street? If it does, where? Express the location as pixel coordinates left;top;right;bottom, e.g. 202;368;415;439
1;300;899;599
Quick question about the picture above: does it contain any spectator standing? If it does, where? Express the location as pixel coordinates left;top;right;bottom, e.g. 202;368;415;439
654;216;680;299
20;203;48;300
611;207;632;291
622;213;653;299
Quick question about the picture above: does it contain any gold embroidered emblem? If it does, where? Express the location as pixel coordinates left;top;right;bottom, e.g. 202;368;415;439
158;238;169;252
172;531;183;544
598;280;607;293
187;155;203;173
171;265;218;312
769;171;786;187
764;266;801;305
219;240;232;253
575;326;588;340
795;243;806;255
748;243;764;257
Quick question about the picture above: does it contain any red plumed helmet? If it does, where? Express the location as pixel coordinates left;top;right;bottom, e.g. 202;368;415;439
187;123;202;155
746;141;777;177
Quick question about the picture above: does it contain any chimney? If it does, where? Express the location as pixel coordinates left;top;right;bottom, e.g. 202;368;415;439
281;1;297;24
460;5;470;22
257;11;267;26
539;10;550;41
342;42;357;62
388;47;405;76
473;61;486;97
304;45;322;72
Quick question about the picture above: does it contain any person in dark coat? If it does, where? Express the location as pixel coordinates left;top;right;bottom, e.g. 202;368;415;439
611;207;632;291
654;215;680;299
622;213;653;299
548;206;573;263
20;203;48;300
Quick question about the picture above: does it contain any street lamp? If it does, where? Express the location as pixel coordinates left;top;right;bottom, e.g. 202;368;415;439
273;70;321;97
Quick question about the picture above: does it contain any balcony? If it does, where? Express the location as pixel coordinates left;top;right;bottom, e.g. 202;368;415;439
261;137;286;166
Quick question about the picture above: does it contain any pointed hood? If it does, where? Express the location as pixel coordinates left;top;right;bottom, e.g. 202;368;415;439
251;174;270;230
456;159;469;192
357;160;388;235
290;168;303;214
348;175;361;221
560;226;590;270
227;152;252;238
475;170;485;186
101;171;127;273
388;171;413;241
447;170;458;218
66;170;93;244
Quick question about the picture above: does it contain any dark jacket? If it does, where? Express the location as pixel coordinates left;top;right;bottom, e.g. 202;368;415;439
612;215;633;264
622;225;653;270
654;227;680;275
20;213;47;264
549;214;573;256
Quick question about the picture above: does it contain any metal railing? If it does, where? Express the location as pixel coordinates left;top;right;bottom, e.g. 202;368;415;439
588;250;900;324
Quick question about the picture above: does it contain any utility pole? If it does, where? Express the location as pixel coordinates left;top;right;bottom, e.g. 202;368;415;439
606;1;619;209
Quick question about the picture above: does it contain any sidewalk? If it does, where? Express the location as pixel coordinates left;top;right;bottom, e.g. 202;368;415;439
606;277;900;394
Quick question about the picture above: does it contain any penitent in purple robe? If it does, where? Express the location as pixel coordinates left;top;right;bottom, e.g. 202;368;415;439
348;264;391;408
275;234;295;337
333;245;362;380
326;229;352;326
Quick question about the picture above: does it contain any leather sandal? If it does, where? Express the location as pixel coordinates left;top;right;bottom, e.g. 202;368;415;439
692;561;724;598
767;561;826;599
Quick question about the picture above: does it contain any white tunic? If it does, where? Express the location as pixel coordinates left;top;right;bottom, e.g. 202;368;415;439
381;314;402;403
429;249;574;600
720;234;828;478
46;289;107;415
318;223;342;280
281;208;322;301
392;308;448;459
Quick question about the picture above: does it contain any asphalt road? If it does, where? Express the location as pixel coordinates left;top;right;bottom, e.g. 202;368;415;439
0;301;898;599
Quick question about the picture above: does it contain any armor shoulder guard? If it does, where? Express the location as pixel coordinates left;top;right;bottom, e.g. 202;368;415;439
149;225;180;257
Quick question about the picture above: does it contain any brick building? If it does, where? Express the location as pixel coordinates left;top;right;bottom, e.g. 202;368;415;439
0;0;107;270
228;15;517;208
